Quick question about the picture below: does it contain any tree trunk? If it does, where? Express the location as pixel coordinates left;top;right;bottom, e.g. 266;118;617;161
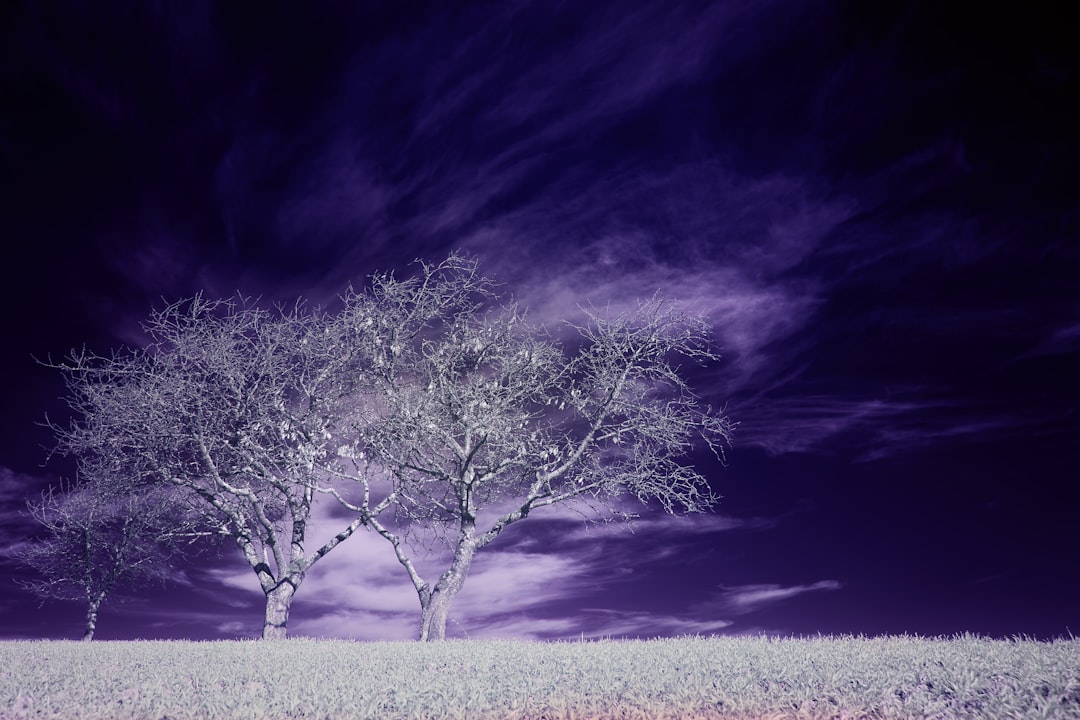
418;541;476;641
262;580;297;640
82;595;103;641
419;587;455;641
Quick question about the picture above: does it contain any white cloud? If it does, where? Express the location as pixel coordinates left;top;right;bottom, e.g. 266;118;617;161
451;550;590;618
203;484;762;641
577;609;733;639
284;518;596;640
715;581;842;615
557;510;769;548
467;615;582;641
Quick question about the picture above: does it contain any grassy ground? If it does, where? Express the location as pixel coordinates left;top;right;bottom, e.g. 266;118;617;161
1;633;1078;719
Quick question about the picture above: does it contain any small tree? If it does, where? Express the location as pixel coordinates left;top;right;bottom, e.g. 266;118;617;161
16;478;198;640
339;277;736;640
45;295;373;639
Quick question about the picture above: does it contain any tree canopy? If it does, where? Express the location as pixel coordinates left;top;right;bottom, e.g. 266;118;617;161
333;259;736;639
44;294;370;638
33;253;736;640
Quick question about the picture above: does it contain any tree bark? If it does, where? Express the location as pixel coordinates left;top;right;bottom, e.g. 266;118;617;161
82;595;103;641
419;587;454;641
262;580;297;640
418;541;476;641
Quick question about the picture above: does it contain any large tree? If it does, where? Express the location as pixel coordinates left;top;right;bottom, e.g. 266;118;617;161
45;295;372;639
44;254;493;640
16;477;200;640
338;279;737;640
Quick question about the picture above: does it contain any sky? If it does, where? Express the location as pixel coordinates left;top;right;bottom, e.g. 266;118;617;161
1;1;1077;643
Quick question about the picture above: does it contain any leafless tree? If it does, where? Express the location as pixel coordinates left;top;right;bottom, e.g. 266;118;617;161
15;477;199;640
41;252;733;642
335;276;737;640
44;295;372;639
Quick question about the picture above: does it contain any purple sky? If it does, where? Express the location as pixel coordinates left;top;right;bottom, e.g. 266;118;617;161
1;1;1077;642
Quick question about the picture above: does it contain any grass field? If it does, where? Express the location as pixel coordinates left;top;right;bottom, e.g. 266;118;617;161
2;633;1078;719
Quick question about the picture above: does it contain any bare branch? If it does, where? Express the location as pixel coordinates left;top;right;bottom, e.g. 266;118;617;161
14;475;203;639
348;270;736;639
41;292;387;638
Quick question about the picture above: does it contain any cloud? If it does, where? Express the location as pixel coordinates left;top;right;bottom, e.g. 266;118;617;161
122;605;264;640
856;406;1077;463
193;484;764;641
0;467;54;552
279;526;597;640
193;495;595;640
1048;318;1080;348
68;0;859;453
0;473;23;516
449;166;852;407
575;609;733;639
555;510;773;551
999;313;1080;367
453;1;742;153
194;0;843;366
467;615;583;641
711;580;842;616
287;546;600;643
0;466;45;503
732;394;934;457
732;384;1080;462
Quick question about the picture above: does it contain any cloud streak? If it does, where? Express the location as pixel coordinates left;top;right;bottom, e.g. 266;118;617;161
715;581;843;615
733;386;1080;463
0;467;53;555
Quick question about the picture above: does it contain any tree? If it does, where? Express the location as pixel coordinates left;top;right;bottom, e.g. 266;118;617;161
45;295;372;639
339;276;737;640
15;478;199;640
41;252;734;642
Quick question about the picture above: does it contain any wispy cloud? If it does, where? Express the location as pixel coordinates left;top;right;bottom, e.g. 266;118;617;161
998;314;1080;367
733;386;1079;462
451;168;852;404
465;615;583;641
711;580;843;616
0;467;53;553
576;610;732;639
195;0;847;396
732;393;936;457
